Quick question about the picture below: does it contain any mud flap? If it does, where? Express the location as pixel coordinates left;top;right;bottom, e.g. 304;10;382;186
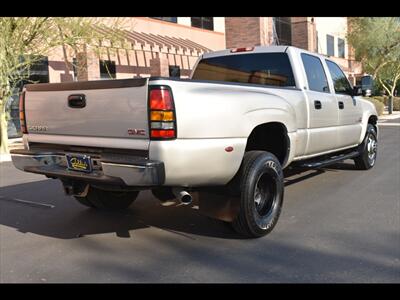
194;187;241;222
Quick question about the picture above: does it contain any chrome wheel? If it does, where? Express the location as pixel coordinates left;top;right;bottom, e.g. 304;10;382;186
353;124;378;170
366;133;377;166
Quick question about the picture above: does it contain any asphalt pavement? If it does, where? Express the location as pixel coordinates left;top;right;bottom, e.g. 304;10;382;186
0;120;399;283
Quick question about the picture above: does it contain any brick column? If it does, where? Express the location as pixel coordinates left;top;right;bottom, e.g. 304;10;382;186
150;57;169;77
76;52;88;81
76;49;100;81
346;17;363;77
260;17;274;45
347;17;356;61
291;17;317;52
348;74;355;86
225;17;274;49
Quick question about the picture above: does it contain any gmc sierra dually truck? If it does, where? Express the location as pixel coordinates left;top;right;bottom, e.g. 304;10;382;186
11;46;378;238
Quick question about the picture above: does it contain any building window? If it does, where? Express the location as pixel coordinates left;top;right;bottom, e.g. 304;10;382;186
150;17;177;23
16;55;49;89
338;38;345;58
327;34;335;56
169;65;181;78
99;60;116;79
10;56;49;138
17;55;49;86
274;17;292;45
191;17;214;31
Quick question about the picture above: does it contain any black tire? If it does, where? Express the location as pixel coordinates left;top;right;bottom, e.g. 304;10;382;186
151;187;175;202
353;124;378;170
74;186;139;210
74;195;96;208
231;151;284;238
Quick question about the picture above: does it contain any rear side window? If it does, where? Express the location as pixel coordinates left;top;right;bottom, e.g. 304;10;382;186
301;53;330;93
326;60;352;95
192;53;296;87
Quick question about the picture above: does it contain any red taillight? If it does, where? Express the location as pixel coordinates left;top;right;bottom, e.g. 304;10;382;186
149;86;176;139
230;47;254;53
19;90;27;134
150;89;173;110
150;129;175;138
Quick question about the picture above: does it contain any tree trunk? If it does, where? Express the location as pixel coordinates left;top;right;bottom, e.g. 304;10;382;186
0;110;9;154
388;76;400;115
387;94;393;114
379;75;399;115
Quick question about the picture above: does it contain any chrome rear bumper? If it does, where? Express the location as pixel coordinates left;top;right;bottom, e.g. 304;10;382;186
10;149;165;187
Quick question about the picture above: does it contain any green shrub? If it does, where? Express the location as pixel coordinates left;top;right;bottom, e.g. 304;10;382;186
371;96;386;104
392;97;400;111
370;96;399;111
363;98;384;116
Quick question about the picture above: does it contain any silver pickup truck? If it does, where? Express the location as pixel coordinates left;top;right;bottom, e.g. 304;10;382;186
11;45;378;238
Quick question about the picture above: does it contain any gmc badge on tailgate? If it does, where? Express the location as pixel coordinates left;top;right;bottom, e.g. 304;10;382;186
127;129;146;136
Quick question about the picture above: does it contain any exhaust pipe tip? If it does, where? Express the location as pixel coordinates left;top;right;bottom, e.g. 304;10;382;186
172;188;193;205
180;193;192;205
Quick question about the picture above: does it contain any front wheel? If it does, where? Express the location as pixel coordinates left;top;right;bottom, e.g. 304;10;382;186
353;124;378;170
231;151;284;238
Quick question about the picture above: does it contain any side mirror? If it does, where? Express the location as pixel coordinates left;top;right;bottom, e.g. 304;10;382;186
353;85;363;96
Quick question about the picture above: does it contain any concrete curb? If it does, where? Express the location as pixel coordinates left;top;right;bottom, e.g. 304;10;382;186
379;112;400;121
9;137;22;144
0;154;12;162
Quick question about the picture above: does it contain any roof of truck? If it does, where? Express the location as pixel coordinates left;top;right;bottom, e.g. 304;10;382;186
202;45;327;60
202;45;289;59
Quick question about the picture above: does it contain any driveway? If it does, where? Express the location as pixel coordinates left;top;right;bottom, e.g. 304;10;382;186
0;120;399;283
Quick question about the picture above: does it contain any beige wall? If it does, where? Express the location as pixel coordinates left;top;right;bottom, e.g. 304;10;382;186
315;17;348;58
212;17;225;34
177;17;225;34
129;17;225;51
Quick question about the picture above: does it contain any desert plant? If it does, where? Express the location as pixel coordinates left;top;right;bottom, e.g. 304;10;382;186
371;96;400;111
371;96;386;104
393;97;400;111
363;97;384;116
0;17;132;154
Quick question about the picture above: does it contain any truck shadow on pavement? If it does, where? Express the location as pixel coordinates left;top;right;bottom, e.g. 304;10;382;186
0;162;355;240
0;179;239;240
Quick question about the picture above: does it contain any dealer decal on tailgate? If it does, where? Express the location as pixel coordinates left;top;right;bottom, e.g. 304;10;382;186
66;154;93;173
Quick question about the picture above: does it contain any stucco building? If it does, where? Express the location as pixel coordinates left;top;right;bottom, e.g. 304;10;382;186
46;17;226;83
35;17;362;85
225;17;362;84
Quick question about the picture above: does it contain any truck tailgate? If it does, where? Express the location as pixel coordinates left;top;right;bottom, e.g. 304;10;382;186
24;78;150;150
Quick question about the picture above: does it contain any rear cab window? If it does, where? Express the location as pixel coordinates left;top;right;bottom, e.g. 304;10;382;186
301;53;330;93
192;52;296;88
